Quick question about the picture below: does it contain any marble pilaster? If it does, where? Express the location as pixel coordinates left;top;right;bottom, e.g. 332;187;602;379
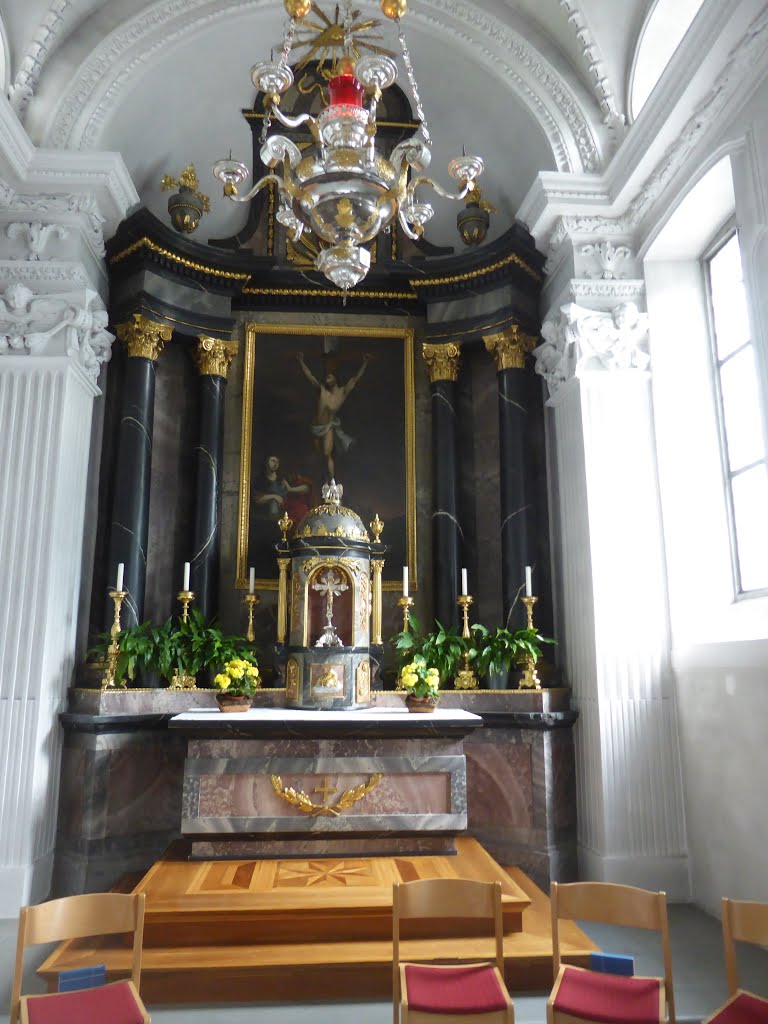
483;327;538;630
190;337;238;619
422;342;462;628
106;314;172;628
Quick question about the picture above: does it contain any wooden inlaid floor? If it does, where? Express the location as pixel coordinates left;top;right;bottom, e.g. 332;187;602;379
39;838;598;1004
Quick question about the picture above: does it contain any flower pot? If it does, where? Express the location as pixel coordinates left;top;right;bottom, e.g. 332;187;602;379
215;694;252;713
405;694;439;713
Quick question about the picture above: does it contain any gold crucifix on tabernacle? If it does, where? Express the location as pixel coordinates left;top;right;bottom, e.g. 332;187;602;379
313;776;336;804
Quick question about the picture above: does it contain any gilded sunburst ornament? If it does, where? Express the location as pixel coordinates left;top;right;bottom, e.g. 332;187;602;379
292;3;394;75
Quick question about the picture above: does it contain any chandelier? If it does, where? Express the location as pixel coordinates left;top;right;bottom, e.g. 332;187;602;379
213;0;484;293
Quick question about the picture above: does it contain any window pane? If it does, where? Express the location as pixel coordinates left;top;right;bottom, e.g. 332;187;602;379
731;464;768;592
710;235;750;359
719;346;767;471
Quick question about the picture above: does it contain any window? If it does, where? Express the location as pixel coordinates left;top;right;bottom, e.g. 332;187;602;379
706;231;768;594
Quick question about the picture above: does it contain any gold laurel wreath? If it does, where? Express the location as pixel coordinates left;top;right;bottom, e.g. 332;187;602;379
271;773;382;817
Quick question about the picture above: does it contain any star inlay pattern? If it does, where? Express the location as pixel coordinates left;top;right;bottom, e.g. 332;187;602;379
276;859;376;887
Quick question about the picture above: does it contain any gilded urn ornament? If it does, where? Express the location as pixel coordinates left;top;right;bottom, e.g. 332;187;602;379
160;164;211;234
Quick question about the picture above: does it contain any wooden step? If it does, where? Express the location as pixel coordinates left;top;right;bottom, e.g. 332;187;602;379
38;839;598;1004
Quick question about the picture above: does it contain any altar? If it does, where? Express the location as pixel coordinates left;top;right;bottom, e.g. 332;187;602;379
171;706;482;858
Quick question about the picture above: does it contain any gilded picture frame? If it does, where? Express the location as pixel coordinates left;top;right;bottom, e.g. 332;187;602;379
237;322;417;591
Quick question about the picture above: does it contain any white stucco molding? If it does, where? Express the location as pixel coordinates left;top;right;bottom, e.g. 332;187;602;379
0;278;113;383
518;0;768;254
36;0;603;174
0;94;138;235
558;1;626;139
535;280;649;398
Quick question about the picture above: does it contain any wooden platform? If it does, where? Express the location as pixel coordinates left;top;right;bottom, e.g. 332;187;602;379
39;838;597;1003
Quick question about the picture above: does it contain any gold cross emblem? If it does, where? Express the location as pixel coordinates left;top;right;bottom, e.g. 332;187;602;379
313;776;336;804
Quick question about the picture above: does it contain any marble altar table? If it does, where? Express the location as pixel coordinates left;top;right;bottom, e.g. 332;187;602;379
169;707;482;858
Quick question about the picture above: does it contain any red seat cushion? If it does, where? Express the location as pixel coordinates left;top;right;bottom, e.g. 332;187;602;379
26;981;144;1024
710;992;768;1024
404;963;509;1014
553;965;662;1024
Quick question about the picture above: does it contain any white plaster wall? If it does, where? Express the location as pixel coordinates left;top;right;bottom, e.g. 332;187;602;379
645;72;768;913
673;642;768;917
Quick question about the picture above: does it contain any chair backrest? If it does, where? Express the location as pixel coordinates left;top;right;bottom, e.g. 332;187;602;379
721;897;768;995
10;893;146;1024
550;881;674;1024
392;879;505;1003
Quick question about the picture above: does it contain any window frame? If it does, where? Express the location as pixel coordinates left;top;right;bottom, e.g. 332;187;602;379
703;221;768;600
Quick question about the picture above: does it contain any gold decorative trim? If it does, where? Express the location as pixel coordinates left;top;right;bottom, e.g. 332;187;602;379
483;326;537;371
111;237;538;293
109;236;252;282
194;336;239;378
286;658;300;701
115;313;173;361
270;773;382;816
237;323;417;593
409;251;542;286
422;341;461;383
356;659;371;703
241;285;416;299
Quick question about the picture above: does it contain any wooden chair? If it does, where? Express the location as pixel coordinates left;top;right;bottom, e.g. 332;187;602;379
703;898;768;1024
548;881;675;1024
393;878;514;1024
10;892;149;1024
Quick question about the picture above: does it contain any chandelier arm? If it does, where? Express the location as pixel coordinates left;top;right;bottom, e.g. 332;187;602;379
270;106;316;130
407;175;472;203
397;207;422;240
228;173;286;204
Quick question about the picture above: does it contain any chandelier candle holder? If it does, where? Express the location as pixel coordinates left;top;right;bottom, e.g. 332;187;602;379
454;593;479;690
213;0;484;294
101;586;128;691
519;595;541;691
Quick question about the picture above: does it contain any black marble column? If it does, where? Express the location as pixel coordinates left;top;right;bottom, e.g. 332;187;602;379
484;328;537;630
423;343;462;629
105;315;173;629
191;337;238;619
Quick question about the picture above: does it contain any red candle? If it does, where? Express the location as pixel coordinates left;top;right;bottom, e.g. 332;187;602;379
328;74;364;108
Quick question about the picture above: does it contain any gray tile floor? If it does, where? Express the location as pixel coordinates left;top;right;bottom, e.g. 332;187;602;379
1;905;766;1024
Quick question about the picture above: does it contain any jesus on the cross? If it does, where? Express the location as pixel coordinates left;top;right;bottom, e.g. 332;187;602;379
312;569;349;647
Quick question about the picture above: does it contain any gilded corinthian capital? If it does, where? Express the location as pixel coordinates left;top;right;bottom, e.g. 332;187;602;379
194;336;239;378
422;342;461;383
483;326;537;371
116;314;173;361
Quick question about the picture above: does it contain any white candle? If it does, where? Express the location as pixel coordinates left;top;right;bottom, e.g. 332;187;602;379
249;567;255;594
116;562;124;592
461;567;468;597
525;565;532;597
402;566;409;598
183;561;191;592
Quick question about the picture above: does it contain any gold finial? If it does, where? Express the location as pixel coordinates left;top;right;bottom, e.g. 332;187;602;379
278;512;293;542
370;514;384;542
160;164;211;213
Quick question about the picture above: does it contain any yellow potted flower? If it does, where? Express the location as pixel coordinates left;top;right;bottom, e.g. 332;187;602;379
398;654;441;713
213;657;261;712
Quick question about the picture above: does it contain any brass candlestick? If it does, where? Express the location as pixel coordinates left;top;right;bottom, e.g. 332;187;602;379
397;595;414;633
519;595;541;690
244;592;260;643
177;590;195;623
101;589;127;690
455;594;479;690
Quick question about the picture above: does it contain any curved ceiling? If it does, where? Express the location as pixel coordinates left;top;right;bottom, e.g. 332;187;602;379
1;0;656;247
